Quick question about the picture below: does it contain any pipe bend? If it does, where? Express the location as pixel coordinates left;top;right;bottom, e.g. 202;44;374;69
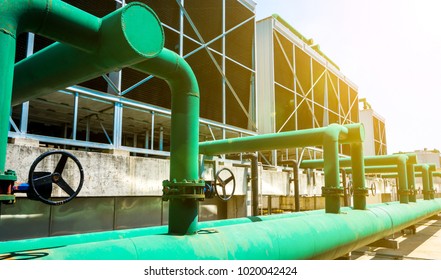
132;49;199;97
396;154;409;166
323;124;347;143
342;123;364;144
0;0;102;52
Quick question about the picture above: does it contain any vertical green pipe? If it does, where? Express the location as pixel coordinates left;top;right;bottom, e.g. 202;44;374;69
0;33;15;172
415;164;431;200
421;165;431;200
397;155;409;203
322;130;341;214
132;49;200;235
428;164;436;199
351;142;366;209
407;162;416;202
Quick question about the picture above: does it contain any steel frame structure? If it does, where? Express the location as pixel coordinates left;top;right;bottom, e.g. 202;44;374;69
256;15;360;163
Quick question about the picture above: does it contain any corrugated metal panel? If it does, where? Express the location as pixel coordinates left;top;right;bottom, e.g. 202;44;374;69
50;197;114;236
114;197;162;229
0;198;50;241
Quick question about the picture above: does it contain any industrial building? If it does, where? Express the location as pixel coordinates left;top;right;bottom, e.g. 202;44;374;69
1;0;441;260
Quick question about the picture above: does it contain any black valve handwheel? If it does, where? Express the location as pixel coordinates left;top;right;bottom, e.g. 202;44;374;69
347;180;353;196
28;151;84;206
370;182;377;196
214;168;236;201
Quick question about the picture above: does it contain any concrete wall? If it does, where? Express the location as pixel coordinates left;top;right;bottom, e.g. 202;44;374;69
4;143;440;241
6;143;169;197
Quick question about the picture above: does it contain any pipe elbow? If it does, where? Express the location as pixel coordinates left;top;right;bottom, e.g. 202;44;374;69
132;49;199;98
1;0;103;52
0;0;45;37
397;154;408;166
323;124;347;144
343;123;365;144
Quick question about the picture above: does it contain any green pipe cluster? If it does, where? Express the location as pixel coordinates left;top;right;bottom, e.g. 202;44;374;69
1;200;440;260
200;123;365;214
2;0;202;235
301;154;419;204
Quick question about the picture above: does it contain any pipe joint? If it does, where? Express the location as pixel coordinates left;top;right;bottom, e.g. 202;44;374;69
353;187;368;196
321;186;344;197
342;123;365;144
162;179;206;201
323;124;347;143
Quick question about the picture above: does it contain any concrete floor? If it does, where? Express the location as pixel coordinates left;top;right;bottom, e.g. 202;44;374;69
351;213;441;260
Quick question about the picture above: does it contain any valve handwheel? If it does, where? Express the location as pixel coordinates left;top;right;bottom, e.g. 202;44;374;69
214;168;236;201
28;151;84;206
370;182;377;196
347;180;353;196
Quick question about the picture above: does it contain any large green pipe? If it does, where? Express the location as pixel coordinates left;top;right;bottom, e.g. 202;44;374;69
301;154;414;204
1;200;440;260
131;51;201;235
1;208;333;255
9;2;202;235
200;124;364;214
0;0;104;173
12;2;164;105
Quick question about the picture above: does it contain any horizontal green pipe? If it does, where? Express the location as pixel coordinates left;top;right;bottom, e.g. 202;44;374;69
301;154;416;169
199;124;361;155
1;200;440;260
344;165;398;174
0;207;341;255
12;2;164;106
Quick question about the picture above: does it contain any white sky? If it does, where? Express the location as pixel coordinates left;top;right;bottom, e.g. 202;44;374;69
254;0;441;154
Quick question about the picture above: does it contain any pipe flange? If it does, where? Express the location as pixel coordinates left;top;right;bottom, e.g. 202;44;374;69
353;188;369;196
422;190;435;195
398;189;411;196
0;170;17;181
321;186;344;197
162;179;206;201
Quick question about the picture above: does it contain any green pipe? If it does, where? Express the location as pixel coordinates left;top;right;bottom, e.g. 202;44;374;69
407;162;416;202
2;200;440;260
131;50;202;235
415;164;431;200
0;33;15;174
350;142;366;209
12;2;164;106
323;130;341;213
428;164;436;199
200;124;364;214
0;0;104;173
0;207;344;255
